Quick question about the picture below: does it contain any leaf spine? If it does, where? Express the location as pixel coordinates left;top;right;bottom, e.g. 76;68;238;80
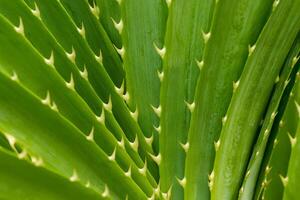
125;166;131;177
149;153;161;165
154;43;166;59
79;65;88;80
31;2;41;19
176;177;186;188
129;135;139;151
180;141;189;153
66;73;75;91
41;91;51;106
11;71;19;82
14;17;25;36
196;59;204;71
138;160;147;176
111;18;124;34
130;107;138;121
102;185;110;197
66;47;76;63
152;104;161;117
96;108;105;124
77;23;85;38
157;70;164;82
114;45;125;58
86;127;94;141
145;134;154;146
95;50;103;63
69;169;79;182
185;101;195;112
202;30;211;43
248;44;256;56
287;132;297;148
279;175;288;187
103;95;112;111
44;51;54;67
108;148;116;161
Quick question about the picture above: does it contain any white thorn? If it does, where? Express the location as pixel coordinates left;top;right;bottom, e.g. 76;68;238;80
66;73;75;91
31;2;41;19
115;81;124;95
77;23;85;38
166;0;172;7
114;45;125;58
101;185;110;197
129;135;139;151
117;137;125;149
112;18;123;34
154;124;161;133
41;91;51;106
15;17;25;36
271;112;277;120
123;92;130;102
214;139;220;151
239;186;244;194
108;148;116;161
196;59;204;71
6;134;16;149
86;127;94;141
157;70;164;82
245;170;250;178
18;150;27;159
147;193;155;200
248;44;256;56
89;3;100;19
130;108;138;121
103;96;112;111
149;153;161;165
154;43;166;59
11;71;19;82
44;51;54;67
154;184;160;195
50;101;58;112
222;115;227;125
31;156;43;166
233;80;240;92
152;105;161;117
202;31;211;43
176;177;186;188
145;134;154;146
79;65;88;80
265;166;271;174
272;0;280;11
138;160;147;176
180;141;189;153
95;50;103;63
185;101;195;112
96;108;105;124
287;132;297;148
292;55;300;66
125;166;131;177
69;169;79;182
66;47;76;63
279;175;288;187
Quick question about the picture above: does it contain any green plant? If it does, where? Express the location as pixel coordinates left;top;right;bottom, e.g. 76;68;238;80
0;0;299;199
